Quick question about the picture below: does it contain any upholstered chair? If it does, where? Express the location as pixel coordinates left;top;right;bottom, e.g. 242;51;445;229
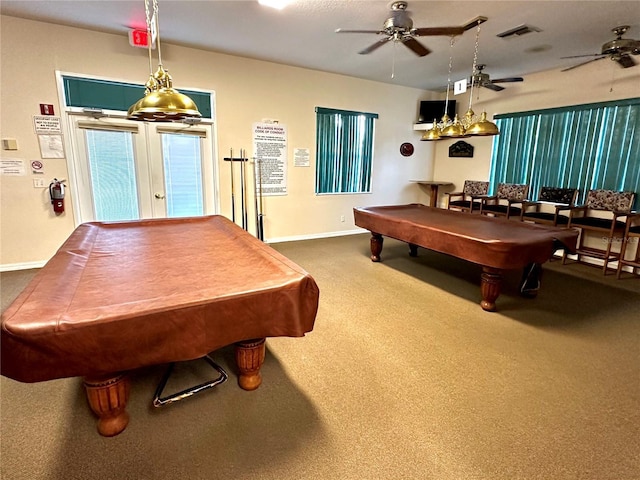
445;180;489;213
564;189;636;274
480;183;529;219
520;187;579;226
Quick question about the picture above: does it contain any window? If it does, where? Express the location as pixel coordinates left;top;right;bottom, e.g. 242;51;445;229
315;107;378;194
489;98;640;208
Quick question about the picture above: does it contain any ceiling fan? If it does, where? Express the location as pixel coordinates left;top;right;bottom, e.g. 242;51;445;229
469;64;524;92
561;25;640;72
335;1;486;57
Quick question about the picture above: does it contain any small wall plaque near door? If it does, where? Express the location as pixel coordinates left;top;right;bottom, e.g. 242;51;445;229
449;140;474;158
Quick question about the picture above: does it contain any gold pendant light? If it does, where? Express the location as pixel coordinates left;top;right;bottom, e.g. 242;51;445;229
466;111;500;136
440;114;468;138
127;0;201;122
421;118;442;141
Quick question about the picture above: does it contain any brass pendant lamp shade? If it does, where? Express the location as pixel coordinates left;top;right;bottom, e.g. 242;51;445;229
440;115;467;138
127;0;201;122
466;111;500;136
421;119;442;141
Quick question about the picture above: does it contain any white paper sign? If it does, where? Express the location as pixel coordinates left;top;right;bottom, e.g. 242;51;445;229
38;135;65;159
253;123;287;196
454;79;467;95
293;148;310;167
1;158;26;176
33;116;62;134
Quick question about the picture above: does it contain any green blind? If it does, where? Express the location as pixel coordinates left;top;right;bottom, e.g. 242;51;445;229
315;107;378;194
62;75;212;119
490;98;640;208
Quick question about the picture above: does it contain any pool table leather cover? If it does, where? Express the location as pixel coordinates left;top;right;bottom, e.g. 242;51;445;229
1;215;319;383
353;204;578;269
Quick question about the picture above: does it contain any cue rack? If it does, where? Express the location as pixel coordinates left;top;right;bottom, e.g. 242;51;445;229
223;148;265;241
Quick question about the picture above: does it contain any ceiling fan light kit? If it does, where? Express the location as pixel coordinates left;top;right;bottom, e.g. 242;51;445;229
127;0;201;122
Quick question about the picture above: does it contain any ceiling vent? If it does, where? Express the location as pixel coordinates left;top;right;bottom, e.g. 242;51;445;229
497;24;542;39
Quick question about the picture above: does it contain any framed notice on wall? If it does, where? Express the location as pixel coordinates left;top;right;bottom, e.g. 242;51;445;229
253;123;288;196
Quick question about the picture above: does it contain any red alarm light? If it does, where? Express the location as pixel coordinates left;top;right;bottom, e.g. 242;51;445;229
129;29;153;48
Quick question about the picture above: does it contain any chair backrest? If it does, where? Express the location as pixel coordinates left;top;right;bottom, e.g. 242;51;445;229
462;180;489;196
538;187;578;205
496;183;529;200
585;189;635;212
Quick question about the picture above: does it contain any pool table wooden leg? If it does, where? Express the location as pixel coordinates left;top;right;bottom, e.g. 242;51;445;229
370;233;383;262
480;267;503;312
83;373;130;437
235;338;266;391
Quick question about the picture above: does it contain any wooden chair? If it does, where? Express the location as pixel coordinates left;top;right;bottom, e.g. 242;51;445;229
445;180;489;213
520;187;579;226
564;189;636;274
616;212;640;279
480;183;529;219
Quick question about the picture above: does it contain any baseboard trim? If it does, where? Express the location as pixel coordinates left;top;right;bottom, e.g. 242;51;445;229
267;228;365;244
0;260;47;272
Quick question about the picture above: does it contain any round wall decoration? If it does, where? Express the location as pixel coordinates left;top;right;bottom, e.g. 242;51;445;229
400;142;414;157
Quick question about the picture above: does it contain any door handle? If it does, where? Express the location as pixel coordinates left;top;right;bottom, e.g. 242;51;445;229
154;193;165;199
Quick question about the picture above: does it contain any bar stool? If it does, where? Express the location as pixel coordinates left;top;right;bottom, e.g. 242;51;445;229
616;212;640;279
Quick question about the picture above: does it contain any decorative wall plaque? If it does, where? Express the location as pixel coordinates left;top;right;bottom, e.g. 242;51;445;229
449;140;474;158
400;142;414;157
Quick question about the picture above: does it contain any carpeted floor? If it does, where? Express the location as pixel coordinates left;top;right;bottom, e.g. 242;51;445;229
1;234;639;480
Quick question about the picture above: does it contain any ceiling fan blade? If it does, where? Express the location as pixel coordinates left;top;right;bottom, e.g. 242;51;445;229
483;83;505;92
491;77;524;83
335;28;383;34
358;37;392;55
561;56;607;72
413;26;465;36
616;55;636;68
402;37;431;56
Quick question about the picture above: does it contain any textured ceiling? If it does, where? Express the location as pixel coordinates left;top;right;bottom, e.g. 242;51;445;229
2;0;639;91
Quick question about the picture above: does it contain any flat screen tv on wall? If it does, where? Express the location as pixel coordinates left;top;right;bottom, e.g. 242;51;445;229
417;100;457;124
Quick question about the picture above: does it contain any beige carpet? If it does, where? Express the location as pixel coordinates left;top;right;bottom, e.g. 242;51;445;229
1;234;639;480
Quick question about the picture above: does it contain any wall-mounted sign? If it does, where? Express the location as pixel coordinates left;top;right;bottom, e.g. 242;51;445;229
294;148;310;167
33;116;62;134
1;158;26;176
449;140;474;158
253;122;288;196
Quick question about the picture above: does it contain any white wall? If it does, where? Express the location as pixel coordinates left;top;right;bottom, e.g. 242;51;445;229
0;16;440;268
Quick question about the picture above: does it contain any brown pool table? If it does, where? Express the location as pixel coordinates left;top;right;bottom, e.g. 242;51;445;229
1;215;319;436
353;204;578;311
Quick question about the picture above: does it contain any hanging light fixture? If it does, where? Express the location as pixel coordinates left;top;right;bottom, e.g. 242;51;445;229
459;20;500;137
127;0;201;122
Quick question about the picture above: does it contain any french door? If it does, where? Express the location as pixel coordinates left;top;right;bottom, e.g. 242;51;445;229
69;116;217;223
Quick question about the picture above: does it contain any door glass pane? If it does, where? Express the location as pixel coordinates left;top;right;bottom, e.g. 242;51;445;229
85;130;139;221
162;134;203;217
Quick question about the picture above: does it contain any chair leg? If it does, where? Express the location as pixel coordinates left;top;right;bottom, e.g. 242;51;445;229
617;235;629;279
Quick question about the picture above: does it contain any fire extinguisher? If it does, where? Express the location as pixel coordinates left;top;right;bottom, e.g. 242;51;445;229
49;178;66;214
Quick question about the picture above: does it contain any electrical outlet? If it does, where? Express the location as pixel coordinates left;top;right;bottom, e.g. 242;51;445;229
33;179;46;188
340;215;345;222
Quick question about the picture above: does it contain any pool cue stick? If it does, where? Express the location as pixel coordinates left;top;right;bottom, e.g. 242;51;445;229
257;157;264;241
243;151;249;230
240;149;247;230
229;148;236;223
252;157;260;239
